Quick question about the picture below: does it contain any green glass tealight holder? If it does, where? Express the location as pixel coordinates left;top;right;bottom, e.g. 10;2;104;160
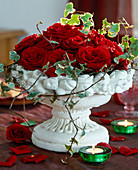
79;146;112;163
111;119;138;134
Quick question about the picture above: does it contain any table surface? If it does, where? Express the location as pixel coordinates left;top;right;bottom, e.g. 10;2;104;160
0;99;138;170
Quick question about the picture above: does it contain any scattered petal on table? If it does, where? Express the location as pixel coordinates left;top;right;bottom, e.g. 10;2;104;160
119;146;138;156
10;145;32;154
0;155;17;167
100;117;123;125
97;142;119;154
12;116;26;123
21;154;48;163
110;136;126;141
91;110;110;117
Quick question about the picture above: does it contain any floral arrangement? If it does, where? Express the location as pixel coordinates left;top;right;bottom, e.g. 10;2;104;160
0;2;138;160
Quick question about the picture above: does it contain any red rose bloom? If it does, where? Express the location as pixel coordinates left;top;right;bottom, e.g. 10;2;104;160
114;58;129;70
61;36;86;53
43;23;82;40
35;35;61;51
18;47;47;71
43;48;74;77
14;34;38;55
6;123;32;143
76;46;111;72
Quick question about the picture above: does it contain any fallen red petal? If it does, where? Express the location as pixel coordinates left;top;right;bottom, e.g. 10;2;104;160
91;110;110;117
97;142;119;154
119;146;138;156
100;117;123;125
12;117;26;123
21;154;48;163
10;145;32;154
110;136;126;141
0;155;17;167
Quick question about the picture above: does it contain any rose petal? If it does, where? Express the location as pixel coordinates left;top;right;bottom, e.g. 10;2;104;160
12;117;26;123
0;155;17;167
100;117;123;125
110;136;126;141
91;110;110;117
21;154;48;163
97;142;119;154
119;146;138;156
10;145;32;154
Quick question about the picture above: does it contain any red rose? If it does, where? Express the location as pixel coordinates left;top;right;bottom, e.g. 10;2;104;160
43;48;74;77
18;47;47;71
14;34;38;55
43;23;82;40
6;123;32;143
34;35;61;51
61;36;86;53
76;46;111;72
114;58;129;70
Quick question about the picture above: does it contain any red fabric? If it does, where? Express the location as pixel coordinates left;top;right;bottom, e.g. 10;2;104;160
10;145;32;155
0;155;17;167
21;154;48;164
91;110;110;117
119;146;138;156
97;142;119;154
100;117;123;125
110;135;126;141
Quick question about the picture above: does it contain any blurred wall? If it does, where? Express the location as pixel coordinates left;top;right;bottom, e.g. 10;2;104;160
133;0;138;37
0;0;68;35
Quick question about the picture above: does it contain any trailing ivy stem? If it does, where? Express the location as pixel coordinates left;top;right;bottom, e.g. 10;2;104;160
65;105;78;153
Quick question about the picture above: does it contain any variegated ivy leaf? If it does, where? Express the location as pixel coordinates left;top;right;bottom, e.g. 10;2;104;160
102;18;111;28
128;39;138;57
0;63;4;72
50;40;59;44
78;91;88;98
21;120;36;126
70;138;78;145
7;82;15;89
64;2;76;17
10;51;20;61
80;12;93;23
66;14;80;25
26;91;40;100
108;23;120;38
114;53;129;64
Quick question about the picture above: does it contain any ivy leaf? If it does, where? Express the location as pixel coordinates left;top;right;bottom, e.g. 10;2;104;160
64;65;74;75
60;18;68;25
21;120;36;126
114;53;129;64
0;82;10;96
55;68;64;76
65;144;74;157
129;36;136;43
118;44;125;52
10;51;20;61
80;12;93;23
128;39;138;57
108;23;120;38
80;29;89;35
26;91;40;100
66;14;80;25
42;62;50;70
7;82;15;89
83;20;93;30
64;2;76;17
0;63;4;72
78;91;88;98
102;18;111;28
61;159;67;164
80;129;85;138
70;138;78;145
50;40;59;44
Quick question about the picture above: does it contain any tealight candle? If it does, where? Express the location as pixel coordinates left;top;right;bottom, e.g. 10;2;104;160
117;120;134;127
111;119;138;134
79;146;112;163
86;145;103;154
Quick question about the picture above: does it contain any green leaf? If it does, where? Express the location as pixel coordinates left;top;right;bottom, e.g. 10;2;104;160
129;36;136;43
60;18;68;25
78;91;88;98
55;68;64;76
64;65;74;75
64;2;76;17
21;120;36;126
10;51;20;61
118;44;125;52
108;23;120;38
66;14;80;25
80;13;93;23
128;39;138;57
70;138;78;145
102;18;111;28
0;63;4;72
42;62;50;70
7;82;15;89
83;20;93;30
61;159;67;164
114;53;129;64
80;129;85;138
26;91;40;100
0;82;10;96
80;29;89;35
50;40;59;44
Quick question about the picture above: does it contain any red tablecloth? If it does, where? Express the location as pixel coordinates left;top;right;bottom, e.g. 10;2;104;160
0;99;138;170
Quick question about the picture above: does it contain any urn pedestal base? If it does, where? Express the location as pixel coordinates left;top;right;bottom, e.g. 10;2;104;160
32;95;111;152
